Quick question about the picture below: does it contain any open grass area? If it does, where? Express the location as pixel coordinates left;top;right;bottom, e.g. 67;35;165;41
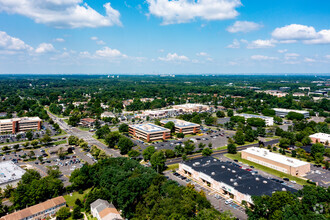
78;127;90;131
53;140;67;145
166;163;179;171
224;153;311;186
64;188;91;207
216;146;227;150
92;135;107;146
53;129;67;136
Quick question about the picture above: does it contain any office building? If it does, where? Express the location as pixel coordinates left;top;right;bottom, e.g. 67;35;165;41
273;108;310;118
172;104;210;113
91;199;123;220
0;161;26;189
160;119;200;134
80;118;96;127
129;123;170;141
179;157;297;205
309;133;330;145
241;147;310;176
0;196;66;220
0;117;42;134
101;112;116;118
235;113;274;126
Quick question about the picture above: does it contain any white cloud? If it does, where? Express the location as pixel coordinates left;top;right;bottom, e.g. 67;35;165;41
159;53;189;62
0;31;32;51
54;38;65;42
325;55;330;59
95;47;127;58
227;21;262;33
251;55;278;61
146;0;242;25
0;1;121;28
284;53;300;60
226;39;240;48
277;49;288;53
247;39;275;49
196;52;208;56
272;24;330;44
91;36;98;41
304;57;315;62
96;40;106;45
35;43;55;53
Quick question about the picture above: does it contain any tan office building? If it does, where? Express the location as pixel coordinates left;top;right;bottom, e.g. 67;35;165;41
241;147;310;177
160;119;200;134
0;196;66;220
172;104;210;113
129;123;171;142
0;117;42;134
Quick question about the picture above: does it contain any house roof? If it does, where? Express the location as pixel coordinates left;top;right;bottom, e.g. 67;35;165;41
0;196;65;220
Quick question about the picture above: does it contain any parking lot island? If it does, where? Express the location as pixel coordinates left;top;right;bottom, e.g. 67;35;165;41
129;123;171;142
241;147;310;177
178;157;297;205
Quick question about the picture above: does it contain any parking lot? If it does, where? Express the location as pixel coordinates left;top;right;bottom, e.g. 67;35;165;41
305;165;330;187
132;130;234;154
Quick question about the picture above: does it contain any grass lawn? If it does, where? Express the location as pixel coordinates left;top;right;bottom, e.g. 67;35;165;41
166;163;179;171
64;188;91;207
78;127;90;131
53;140;67;145
53;129;67;136
216;146;227;150
92;135;107;146
224;153;311;186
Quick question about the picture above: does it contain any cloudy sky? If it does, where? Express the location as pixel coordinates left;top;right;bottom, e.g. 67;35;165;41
0;0;329;74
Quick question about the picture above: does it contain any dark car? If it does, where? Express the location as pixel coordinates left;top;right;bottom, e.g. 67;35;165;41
283;178;289;181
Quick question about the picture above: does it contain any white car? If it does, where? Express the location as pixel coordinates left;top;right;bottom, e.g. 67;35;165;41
290;180;296;184
225;199;233;205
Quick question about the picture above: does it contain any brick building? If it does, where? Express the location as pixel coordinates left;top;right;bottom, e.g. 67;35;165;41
129;123;170;142
0;117;42;134
160;119;200;134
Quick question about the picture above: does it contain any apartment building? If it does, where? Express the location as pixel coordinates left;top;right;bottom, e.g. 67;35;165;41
309;133;330;145
0;196;66;220
129;123;171;141
273;108;310;118
241;147;310;177
0;117;42;134
179;157;296;205
160;119;200;134
235;113;274;126
91;199;123;220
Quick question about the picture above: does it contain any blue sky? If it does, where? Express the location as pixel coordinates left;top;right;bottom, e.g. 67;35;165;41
0;0;329;74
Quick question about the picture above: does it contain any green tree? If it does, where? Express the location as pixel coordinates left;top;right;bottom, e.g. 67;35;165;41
184;141;195;154
150;151;166;173
117;136;134;154
311;143;325;159
247;118;266;127
95;125;110;139
68;135;79;145
279;138;290;148
164;149;175;158
274;116;283;125
233;130;245;145
198;142;206;150
128;150;140;159
56;207;71;220
227;109;234;117
164;121;175;133
287;112;304;121
119;123;129;133
216;111;226;118
142;146;156;161
301;136;311;146
72;205;83;219
177;132;184;138
202;147;213;156
26;130;33;140
227;143;237;154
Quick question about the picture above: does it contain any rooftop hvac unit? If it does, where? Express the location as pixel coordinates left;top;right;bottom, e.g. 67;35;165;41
234;182;238;186
211;172;215;175
263;180;267;184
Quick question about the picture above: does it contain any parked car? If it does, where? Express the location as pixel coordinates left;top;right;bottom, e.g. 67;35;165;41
225;199;233;205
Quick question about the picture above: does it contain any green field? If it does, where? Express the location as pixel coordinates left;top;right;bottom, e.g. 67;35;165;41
166;163;179;171
92;135;107;146
64;188;91;207
224;153;310;186
53;140;67;145
216;146;227;150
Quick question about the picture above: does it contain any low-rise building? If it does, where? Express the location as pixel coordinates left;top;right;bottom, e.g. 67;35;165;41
309;133;330;145
129;123;170;141
259;90;288;97
0;117;42;134
273;108;310;118
172;104;210;113
235;113;274;126
241;147;310;176
0;161;26;189
101;112;116;118
179;157;296;205
80;118;96;127
160;119;200;134
91;199;123;220
0;196;66;220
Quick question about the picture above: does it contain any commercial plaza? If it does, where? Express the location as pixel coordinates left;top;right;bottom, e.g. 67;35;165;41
241;147;310;177
179;157;296;205
273;108;310;118
160;119;200;134
0;117;42;134
129;123;171;141
235;113;274;126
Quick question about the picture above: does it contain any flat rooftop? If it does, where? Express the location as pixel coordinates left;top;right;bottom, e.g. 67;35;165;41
0;161;26;185
309;133;330;141
161;119;200;128
182;157;297;197
242;147;309;167
0;117;41;124
130;123;170;133
236;113;273;120
272;108;309;114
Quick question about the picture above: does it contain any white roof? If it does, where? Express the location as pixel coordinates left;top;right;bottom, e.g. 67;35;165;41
309;133;330;141
272;108;309;114
235;113;273;120
0;161;26;184
130;123;170;133
242;147;309;167
0;117;41;124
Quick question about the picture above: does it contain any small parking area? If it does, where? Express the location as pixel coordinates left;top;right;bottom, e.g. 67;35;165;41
305;165;330;187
